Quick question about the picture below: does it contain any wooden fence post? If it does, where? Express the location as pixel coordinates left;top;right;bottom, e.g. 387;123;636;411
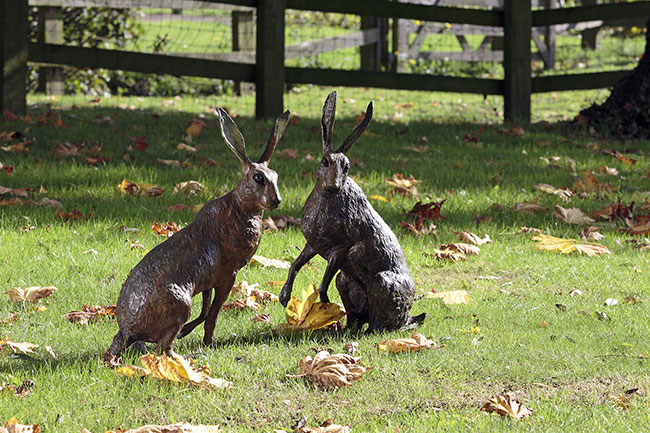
256;0;285;120
37;6;64;95
360;16;379;71
232;10;254;95
0;0;28;115
503;0;531;123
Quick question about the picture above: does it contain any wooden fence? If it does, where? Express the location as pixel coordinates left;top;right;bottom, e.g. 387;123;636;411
2;0;650;122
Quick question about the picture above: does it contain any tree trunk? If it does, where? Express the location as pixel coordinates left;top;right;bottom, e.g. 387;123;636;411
577;17;650;138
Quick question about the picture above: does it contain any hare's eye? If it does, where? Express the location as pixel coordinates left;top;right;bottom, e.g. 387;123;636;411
343;163;350;173
253;173;265;185
321;158;329;167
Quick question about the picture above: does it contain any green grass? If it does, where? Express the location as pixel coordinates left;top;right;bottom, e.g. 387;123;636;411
1;87;649;432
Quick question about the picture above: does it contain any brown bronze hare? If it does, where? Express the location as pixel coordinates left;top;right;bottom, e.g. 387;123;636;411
106;109;290;357
279;91;424;332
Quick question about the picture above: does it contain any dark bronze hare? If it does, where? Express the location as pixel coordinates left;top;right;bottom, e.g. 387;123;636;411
279;91;424;331
107;109;290;357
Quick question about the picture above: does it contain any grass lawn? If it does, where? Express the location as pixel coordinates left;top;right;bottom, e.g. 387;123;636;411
0;87;649;432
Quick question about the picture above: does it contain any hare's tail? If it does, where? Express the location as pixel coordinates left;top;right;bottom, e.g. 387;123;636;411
404;312;426;328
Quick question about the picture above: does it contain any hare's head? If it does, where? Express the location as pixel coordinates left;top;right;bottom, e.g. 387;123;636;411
217;108;290;213
317;91;373;192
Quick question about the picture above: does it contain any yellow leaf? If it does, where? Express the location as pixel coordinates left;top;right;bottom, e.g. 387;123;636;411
531;234;612;256
5;286;57;303
430;248;466;262
285;285;345;330
368;195;388;202
0;337;38;354
185;121;204;138
439;243;479;256
481;394;533;419
425;290;471;304
249;255;290;269
454;231;491;246
116;365;149;378
377;332;442;353
534;183;574;200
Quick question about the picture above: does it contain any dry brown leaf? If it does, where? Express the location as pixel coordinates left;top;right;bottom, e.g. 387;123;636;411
534;183;574;201
620;221;650;236
262;215;300;231
221;297;262;312
296;350;370;388
386;173;419;196
117;353;232;390
116;179;164;197
599;166;619;176
249;255;290;269
0;337;38;355
61;304;116;324
531;234;612;256
399;220;437;236
157;158;181;168
520;226;543;235
251;313;271;323
56;209;84;220
553;205;595;225
343;342;358;355
407;200;446;220
231;281;278;303
377;332;443;353
5;286;56;303
590;199;634;223
513;202;548;215
579;226;604;241
481;394;533;419
573;170;617;195
38;197;62;208
284;285;345;330
439;243;479;256
104;422;221;433
152;221;181;237
0;380;34;398
295;419;351;433
185;121;204;139
430;247;466;262
278;149;299;159
1;418;41;433
454;231;491;246
173;181;205;196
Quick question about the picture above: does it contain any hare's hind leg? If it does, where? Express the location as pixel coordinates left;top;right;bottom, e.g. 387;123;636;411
151;287;193;356
178;288;212;339
336;272;369;332
202;273;237;347
366;271;414;332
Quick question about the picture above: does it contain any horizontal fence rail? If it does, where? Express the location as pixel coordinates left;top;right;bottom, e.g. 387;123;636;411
2;0;649;122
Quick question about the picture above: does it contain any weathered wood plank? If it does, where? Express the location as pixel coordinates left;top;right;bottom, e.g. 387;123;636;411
287;28;379;59
360;17;379;71
532;70;630;93
1;0;28;115
285;0;504;26
256;0;285;119
28;43;255;81
285;66;502;94
37;6;64;95
232;9;254;95
418;50;503;62
533;1;650;26
503;0;531;123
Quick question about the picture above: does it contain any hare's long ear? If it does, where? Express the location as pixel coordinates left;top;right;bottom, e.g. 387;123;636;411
259;109;290;164
321;91;337;155
216;107;251;171
336;101;373;154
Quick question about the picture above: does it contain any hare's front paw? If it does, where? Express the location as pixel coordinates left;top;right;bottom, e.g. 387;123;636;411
278;284;292;307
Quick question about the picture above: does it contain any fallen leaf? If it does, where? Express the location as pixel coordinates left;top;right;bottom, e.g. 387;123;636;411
0;186;31;197
262;215;300;231
430;247;466;262
185;121;204;139
520;226;543;235
296;350;370;388
454;231;491;246
620;221;650;236
117;353;232;390
531;234;612;256
481;394;533;419
61;305;116;324
399;220;437;236
553;205;595;225
534;183;574;201
600;148;636;165
425;290;471;304
343;342;358;355
284;285;345;330
251;313;271;323
278;149;299;159
599;166;619;176
152;222;181;237
5;286;56;303
173;181;205;196
368;195;388;202
295;419;351;433
513;202;548;214
38;197;62;208
222;297;262;312
590;199;634;223
116;179;164;197
439;243;479;256
1;418;41;433
231;281;278;303
572;170;617;195
177;143;198;153
377;332;443;353
1;140;33;153
56;209;84;220
250;255;290;269
579;226;604;241
157;158;181;168
386;173;419;195
104;422;222;433
504;125;525;137
0;337;38;355
610;393;634;411
407;200;446;221
0;379;34;398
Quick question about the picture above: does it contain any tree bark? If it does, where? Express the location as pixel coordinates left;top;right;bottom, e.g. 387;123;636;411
577;17;650;138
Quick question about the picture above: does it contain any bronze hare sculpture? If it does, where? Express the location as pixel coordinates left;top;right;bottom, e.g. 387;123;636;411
279;91;424;331
106;108;290;357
